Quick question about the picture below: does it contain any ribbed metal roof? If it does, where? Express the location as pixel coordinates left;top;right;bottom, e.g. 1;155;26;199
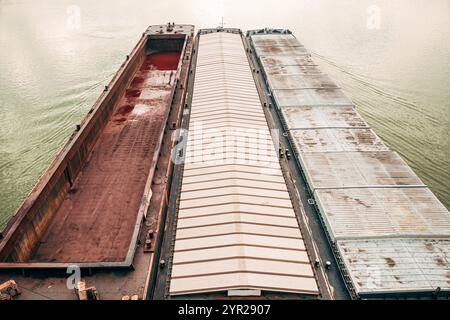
169;31;319;297
281;106;368;129
273;88;353;107
251;31;450;297
267;74;338;90
255;45;309;57
290;128;388;153
315;188;450;241
265;65;322;77
298;151;425;190
260;55;316;68
252;37;304;48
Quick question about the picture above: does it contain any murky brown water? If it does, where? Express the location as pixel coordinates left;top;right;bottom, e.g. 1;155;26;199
0;0;449;228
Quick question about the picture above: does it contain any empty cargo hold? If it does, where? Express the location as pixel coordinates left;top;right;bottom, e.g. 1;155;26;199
250;29;450;297
0;26;193;267
169;30;319;297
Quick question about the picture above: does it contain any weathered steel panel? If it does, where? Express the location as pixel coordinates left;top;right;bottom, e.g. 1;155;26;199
255;45;309;56
273;88;353;107
298;151;424;190
268;74;338;90
169;31;318;297
252;37;302;48
337;239;450;295
171;258;315;279
251;34;297;41
264;65;322;76
260;56;316;68
290;128;388;153
281;106;368;129
174;233;306;252
315;187;450;240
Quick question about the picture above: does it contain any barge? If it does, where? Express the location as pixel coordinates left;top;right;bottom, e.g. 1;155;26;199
246;28;450;299
0;24;194;299
153;29;319;299
0;25;448;300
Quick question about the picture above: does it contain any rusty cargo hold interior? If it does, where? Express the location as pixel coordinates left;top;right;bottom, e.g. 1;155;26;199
0;25;193;268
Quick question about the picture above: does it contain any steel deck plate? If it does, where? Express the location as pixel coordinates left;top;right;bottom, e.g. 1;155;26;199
298;151;424;190
315;187;450;240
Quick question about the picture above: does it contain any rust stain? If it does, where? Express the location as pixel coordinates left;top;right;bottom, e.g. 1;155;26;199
116;104;135;116
114;117;128;125
68;188;78;194
147;51;181;70
354;198;371;208
125;89;141;98
131;76;145;87
435;257;448;267
425;242;435;251
385;257;396;267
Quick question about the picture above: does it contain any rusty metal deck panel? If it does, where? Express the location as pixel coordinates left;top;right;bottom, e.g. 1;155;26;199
281;106;368;129
251;34;297;41
315;188;450;241
290;128;388;153
273;88;353;107
255;45;309;57
298;151;425;190
264;65;323;77
337;239;450;295
169;31;318;297
267;74;338;90
172;245;309;264
260;56;316;68
251;35;302;48
251;34;304;49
